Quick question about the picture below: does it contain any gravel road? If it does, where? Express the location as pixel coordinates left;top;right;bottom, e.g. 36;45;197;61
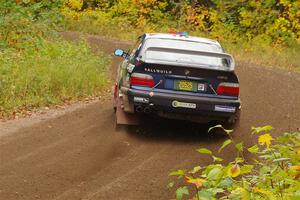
0;32;299;200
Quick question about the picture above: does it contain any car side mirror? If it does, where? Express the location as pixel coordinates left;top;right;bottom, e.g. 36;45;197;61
114;49;125;57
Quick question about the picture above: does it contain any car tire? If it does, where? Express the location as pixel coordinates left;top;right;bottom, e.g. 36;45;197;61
225;109;241;129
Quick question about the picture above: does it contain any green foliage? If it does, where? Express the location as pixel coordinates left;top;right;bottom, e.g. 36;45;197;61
0;39;110;118
176;186;189;200
0;1;111;118
63;0;300;45
197;148;213;155
169;126;300;199
0;1;64;49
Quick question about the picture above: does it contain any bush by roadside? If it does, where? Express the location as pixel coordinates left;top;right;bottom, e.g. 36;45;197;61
0;1;111;119
168;125;300;200
0;39;110;119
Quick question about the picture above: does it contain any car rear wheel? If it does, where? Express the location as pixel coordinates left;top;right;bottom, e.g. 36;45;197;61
225;109;241;129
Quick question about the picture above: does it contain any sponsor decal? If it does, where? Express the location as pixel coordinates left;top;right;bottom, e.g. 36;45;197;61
144;67;172;74
134;97;149;103
197;83;206;91
215;105;236;113
217;76;228;80
172;100;196;109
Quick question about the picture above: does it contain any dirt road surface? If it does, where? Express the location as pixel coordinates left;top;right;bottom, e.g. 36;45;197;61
0;32;299;200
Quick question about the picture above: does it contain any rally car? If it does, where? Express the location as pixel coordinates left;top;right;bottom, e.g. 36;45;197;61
113;32;240;126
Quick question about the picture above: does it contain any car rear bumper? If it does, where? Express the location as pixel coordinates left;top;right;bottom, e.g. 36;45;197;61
121;87;241;122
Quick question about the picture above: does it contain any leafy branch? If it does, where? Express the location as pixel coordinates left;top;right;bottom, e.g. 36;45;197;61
168;125;300;199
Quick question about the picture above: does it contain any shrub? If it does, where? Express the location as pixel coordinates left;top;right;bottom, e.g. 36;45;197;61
0;38;111;118
0;1;111;119
62;0;300;46
168;125;300;199
0;1;64;50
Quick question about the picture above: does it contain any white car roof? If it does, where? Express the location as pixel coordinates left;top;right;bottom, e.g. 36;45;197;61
144;33;221;47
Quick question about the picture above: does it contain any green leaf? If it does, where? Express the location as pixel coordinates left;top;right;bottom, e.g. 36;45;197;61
207;188;224;195
242;177;251;189
196;148;212;155
212;156;223;162
247;144;259;153
240;165;254;174
175;186;189;200
251;125;274;135
198;190;214;200
169;169;185;177
235;157;244;163
218;177;233;188
189;166;202;174
207;167;223;181
228;187;250;200
208;124;233;135
218;139;232;152
235;142;244;152
167;181;174;188
260;166;271;174
208;124;223;133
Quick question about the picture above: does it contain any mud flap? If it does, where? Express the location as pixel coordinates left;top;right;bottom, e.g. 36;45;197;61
116;97;140;125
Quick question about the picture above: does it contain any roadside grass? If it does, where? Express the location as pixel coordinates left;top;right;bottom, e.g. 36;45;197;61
63;12;300;73
223;41;300;72
0;2;112;119
63;13;141;42
0;38;111;119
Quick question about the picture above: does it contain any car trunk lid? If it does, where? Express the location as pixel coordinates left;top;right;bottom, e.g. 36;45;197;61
131;62;239;98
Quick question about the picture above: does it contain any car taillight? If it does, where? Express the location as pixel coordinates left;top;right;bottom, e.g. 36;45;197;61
217;82;239;96
130;73;155;87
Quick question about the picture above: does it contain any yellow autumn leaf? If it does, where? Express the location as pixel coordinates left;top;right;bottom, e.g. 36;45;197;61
291;165;300;172
186;176;206;189
252;187;271;195
228;164;241;178
66;0;83;10
258;133;274;148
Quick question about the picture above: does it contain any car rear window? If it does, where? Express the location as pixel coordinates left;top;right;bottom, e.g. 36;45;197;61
140;38;228;69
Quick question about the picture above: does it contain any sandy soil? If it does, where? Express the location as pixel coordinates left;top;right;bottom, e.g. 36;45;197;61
0;32;299;200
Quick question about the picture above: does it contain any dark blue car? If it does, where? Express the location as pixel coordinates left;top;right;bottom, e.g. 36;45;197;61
113;33;240;126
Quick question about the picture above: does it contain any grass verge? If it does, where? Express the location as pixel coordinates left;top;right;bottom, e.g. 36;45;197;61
0;38;111;119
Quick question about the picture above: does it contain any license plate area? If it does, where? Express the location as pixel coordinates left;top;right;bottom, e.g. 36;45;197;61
174;80;197;92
